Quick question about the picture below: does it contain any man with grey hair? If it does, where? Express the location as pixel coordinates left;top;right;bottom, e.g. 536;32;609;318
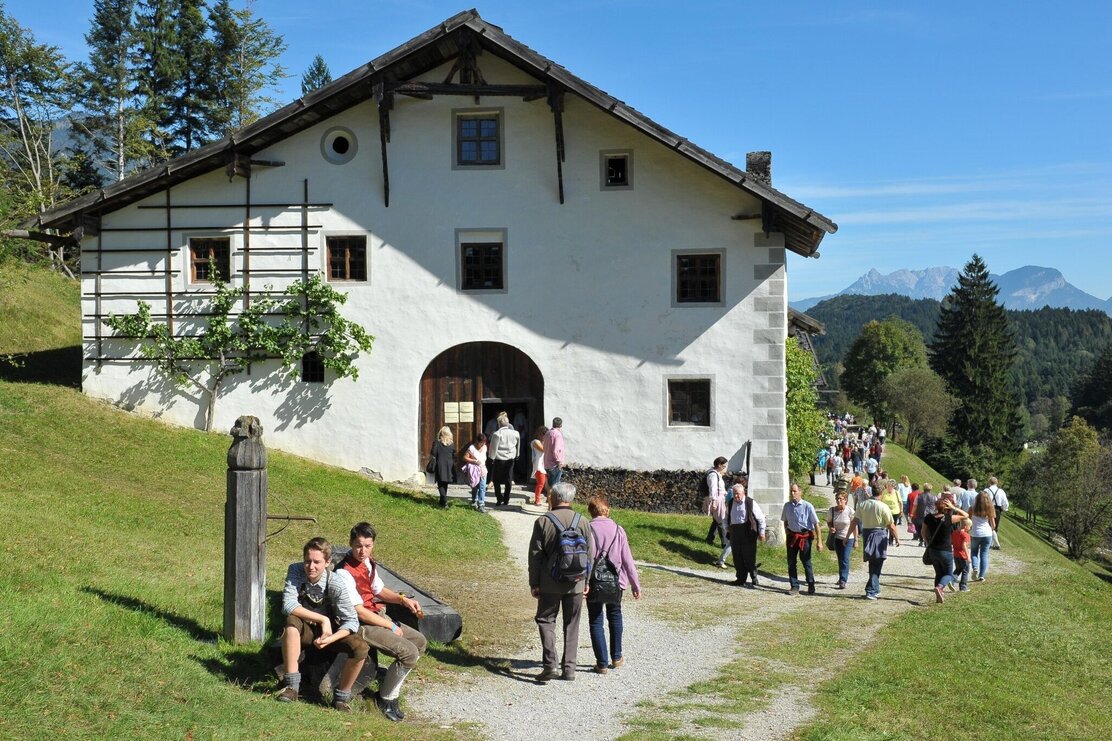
528;481;593;682
987;476;1008;549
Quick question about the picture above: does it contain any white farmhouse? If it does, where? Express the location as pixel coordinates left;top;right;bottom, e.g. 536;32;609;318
32;10;835;516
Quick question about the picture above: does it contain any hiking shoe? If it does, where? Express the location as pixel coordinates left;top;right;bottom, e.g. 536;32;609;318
789;588;801;596
560;670;575;681
276;686;299;703
751;576;760;588
864;594;878;601
477;506;486;513
977;576;986;582
610;657;625;669
332;699;353;713
715;561;728;569
807;584;816;595
935;586;945;604
960;586;970;592
593;665;609;674
835;580;846;589
375;693;403;722
946;582;957;592
536;668;559;683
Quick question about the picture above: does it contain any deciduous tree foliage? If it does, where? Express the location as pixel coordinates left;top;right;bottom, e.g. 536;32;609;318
928;254;1023;459
1025;417;1112;559
879;366;954;454
106;276;374;432
786;337;826;480
840;317;927;424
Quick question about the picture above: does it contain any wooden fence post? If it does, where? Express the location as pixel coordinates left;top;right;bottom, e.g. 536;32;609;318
224;415;268;643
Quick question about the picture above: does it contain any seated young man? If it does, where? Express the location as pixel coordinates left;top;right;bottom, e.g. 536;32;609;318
277;537;369;711
334;522;428;722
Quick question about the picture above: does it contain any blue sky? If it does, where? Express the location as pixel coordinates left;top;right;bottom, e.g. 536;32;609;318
14;0;1112;300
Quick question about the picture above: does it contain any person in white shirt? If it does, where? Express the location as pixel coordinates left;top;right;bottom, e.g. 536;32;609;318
727;483;766;587
987;476;1008;549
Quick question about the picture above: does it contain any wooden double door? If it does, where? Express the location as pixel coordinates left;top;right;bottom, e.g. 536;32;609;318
419;342;544;480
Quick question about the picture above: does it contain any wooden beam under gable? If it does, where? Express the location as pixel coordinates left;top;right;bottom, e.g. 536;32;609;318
548;87;566;205
374;82;394;208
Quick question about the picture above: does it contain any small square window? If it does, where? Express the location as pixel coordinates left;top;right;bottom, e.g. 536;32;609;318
326;236;367;281
301;351;325;383
455;111;502;167
668;379;712;427
599;149;634;190
675;253;722;304
190;237;231;283
460;242;503;290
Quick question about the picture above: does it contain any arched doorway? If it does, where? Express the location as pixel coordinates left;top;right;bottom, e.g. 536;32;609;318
419;342;544;480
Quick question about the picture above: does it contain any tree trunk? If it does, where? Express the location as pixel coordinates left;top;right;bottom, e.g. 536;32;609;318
205;375;225;433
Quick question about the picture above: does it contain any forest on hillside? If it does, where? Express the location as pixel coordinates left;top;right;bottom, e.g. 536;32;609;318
806;294;1112;409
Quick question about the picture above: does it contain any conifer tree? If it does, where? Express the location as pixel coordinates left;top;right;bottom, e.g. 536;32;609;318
208;0;286;136
74;0;145;181
168;0;216;152
300;54;331;94
928;254;1023;457
131;0;179;160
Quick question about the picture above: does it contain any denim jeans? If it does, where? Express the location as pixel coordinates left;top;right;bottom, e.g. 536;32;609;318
954;556;970;589
786;536;815;589
587;597;623;667
471;477;487;507
929;548;956;590
836;536;854;583
971;535;992;578
865;556;884;597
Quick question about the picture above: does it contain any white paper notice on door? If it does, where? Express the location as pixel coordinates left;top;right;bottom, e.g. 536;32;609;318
443;402;459;423
458;401;474;423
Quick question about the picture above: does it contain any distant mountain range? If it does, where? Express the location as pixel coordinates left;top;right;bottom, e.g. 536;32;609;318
792;266;1112;315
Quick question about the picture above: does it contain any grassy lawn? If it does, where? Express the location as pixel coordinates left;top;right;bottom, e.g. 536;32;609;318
0;380;528;738
797;516;1112;740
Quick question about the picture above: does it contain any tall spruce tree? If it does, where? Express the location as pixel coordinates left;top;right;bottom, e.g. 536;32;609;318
928;254;1023;457
300;54;331;94
74;0;143;181
168;0;216;152
208;0;286;136
131;0;179;161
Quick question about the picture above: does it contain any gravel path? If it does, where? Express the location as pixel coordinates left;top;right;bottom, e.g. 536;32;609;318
409;484;1025;740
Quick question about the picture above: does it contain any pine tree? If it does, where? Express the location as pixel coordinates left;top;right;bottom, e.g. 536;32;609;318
208;0;286;136
168;0;216;152
300;54;331;94
74;0;143;182
131;0;179;161
928;254;1023;457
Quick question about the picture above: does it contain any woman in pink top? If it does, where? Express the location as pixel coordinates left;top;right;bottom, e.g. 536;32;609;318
586;495;643;674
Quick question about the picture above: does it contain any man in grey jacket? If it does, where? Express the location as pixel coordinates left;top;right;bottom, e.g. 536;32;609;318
528;482;594;682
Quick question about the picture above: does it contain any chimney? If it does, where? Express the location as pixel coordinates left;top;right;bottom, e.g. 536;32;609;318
746;151;772;186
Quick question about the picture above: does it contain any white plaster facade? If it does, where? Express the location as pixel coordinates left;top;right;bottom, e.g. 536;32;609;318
60;14;834;514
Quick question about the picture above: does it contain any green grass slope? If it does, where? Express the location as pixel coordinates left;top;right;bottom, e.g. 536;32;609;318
0;380;528;738
0;261;82;386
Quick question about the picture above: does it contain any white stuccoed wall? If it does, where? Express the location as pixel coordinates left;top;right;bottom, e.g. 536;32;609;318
81;56;790;513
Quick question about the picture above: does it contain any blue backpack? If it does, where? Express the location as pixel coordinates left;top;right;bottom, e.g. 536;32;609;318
545;511;590;583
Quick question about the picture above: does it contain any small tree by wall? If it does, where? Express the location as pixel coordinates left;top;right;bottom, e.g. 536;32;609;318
106;275;373;431
786;337;826;480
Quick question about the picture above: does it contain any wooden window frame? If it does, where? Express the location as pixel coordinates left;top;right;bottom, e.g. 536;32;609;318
456;228;508;294
599;149;634;190
673;249;725;306
452;108;504;169
189;236;231;283
665;376;715;429
325;235;368;282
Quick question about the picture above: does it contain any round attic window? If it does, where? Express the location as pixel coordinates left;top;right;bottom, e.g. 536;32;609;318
321;126;357;164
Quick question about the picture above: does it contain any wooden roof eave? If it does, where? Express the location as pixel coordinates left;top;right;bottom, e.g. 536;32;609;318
30;8;837;257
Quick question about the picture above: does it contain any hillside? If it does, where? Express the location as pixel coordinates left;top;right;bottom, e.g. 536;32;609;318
806;293;1112;405
0;260;82;386
4;262;1112;738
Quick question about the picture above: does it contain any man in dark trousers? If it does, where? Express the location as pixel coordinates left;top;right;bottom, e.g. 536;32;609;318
727;482;767;587
528;481;594;682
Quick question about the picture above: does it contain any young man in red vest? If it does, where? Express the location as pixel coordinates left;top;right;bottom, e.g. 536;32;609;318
334;522;427;722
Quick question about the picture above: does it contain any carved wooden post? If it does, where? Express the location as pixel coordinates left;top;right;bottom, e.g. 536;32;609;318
224;415;268;643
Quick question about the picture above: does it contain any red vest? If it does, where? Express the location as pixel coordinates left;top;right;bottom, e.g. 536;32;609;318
339;556;384;613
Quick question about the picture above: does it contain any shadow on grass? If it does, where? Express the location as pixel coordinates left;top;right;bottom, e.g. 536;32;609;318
0;346;81;387
82;586;217;641
639;562;734;586
654;538;721;564
629;522;703;540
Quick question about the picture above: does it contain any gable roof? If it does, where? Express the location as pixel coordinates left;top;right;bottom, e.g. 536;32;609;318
30;9;836;256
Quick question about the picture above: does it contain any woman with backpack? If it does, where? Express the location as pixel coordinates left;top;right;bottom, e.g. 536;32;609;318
586;495;642;674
